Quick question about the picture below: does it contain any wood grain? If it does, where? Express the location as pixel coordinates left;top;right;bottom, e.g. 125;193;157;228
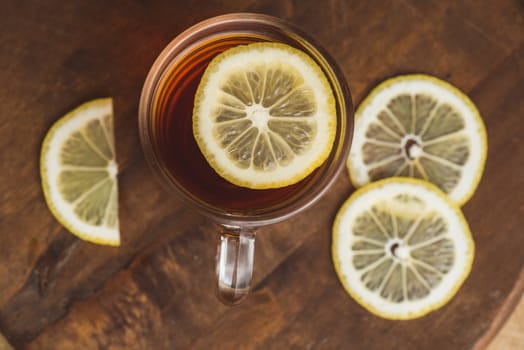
0;1;523;349
488;292;524;350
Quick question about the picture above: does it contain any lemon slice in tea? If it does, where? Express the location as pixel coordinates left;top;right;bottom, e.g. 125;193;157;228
193;42;336;189
332;177;474;320
348;75;487;205
40;98;120;246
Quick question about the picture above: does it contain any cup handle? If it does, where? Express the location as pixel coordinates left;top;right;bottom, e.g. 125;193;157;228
216;226;256;305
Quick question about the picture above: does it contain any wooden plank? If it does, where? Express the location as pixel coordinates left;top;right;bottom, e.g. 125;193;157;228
0;0;522;349
24;177;351;349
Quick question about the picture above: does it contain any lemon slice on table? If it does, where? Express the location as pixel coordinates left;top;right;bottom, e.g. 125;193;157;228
332;178;474;320
40;98;119;246
348;74;487;205
193;42;336;189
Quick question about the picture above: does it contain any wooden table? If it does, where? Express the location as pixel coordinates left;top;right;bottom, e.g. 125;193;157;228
1;1;523;349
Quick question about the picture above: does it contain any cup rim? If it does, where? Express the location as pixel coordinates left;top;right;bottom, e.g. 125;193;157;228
138;13;353;227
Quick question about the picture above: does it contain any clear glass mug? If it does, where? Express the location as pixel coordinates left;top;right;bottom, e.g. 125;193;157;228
138;13;353;305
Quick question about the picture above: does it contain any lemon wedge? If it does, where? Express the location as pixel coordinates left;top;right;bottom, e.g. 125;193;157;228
40;98;119;246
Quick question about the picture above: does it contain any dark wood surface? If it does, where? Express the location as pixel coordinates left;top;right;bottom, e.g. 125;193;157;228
1;1;523;349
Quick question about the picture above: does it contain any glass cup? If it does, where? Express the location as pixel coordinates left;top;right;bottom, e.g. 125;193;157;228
139;13;353;305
